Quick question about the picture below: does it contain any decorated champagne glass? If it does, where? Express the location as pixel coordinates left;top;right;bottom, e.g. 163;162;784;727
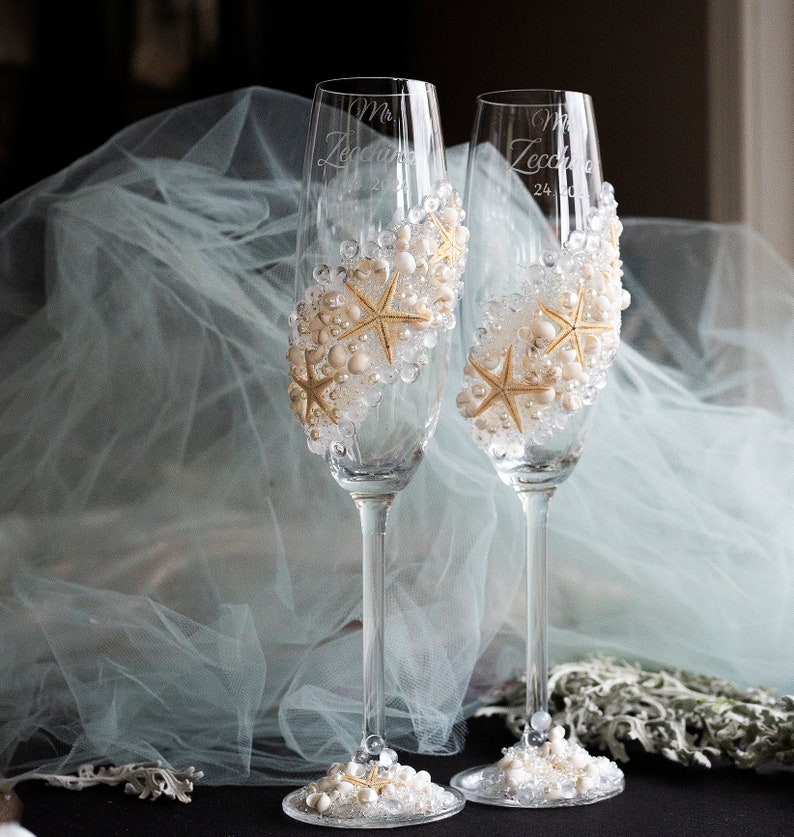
282;77;469;827
450;90;629;807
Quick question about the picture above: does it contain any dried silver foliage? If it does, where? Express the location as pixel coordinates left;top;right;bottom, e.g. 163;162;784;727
14;761;203;803
479;656;794;770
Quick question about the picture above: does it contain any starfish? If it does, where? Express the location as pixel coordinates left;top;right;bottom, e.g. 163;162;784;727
290;350;336;425
339;270;431;363
428;212;463;267
341;763;396;795
427;212;465;268
539;292;613;365
467;344;549;433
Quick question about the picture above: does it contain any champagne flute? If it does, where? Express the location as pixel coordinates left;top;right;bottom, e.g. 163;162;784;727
450;90;629;807
282;77;468;827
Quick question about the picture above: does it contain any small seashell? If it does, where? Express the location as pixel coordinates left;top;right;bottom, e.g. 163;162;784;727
347;351;370;375
532;320;556;341
328;344;348;369
394;250;416;275
345;761;364;777
561;392;582;412
562;361;582;380
306;791;332;813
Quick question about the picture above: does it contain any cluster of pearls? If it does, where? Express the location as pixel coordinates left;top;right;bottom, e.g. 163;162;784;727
480;725;624;806
295;750;461;822
287;180;468;455
457;183;630;459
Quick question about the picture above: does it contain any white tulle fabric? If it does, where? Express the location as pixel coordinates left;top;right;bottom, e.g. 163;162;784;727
1;87;792;787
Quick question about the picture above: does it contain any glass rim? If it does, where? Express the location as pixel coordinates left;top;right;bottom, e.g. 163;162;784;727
476;89;592;107
315;77;436;97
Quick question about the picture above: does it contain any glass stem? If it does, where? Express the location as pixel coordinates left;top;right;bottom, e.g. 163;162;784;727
352;492;395;756
517;487;555;745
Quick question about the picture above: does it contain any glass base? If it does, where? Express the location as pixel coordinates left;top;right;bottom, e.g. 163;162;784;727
282;757;465;829
450;727;624;808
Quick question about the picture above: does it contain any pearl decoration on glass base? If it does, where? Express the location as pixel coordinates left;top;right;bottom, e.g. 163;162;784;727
451;725;624;808
282;747;465;827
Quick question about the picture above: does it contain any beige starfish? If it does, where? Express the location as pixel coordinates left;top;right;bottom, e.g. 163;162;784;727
341;763;396;795
339;270;431;363
427;212;464;268
468;344;549;433
539;292;613;365
290;350;336;425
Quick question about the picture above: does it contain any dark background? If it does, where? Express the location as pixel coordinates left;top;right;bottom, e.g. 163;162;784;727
0;0;709;218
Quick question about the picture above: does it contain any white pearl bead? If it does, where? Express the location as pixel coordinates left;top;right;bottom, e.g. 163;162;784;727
356;787;378;805
413;770;431;788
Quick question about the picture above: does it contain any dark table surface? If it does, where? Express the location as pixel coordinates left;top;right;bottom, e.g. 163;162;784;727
13;715;793;836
